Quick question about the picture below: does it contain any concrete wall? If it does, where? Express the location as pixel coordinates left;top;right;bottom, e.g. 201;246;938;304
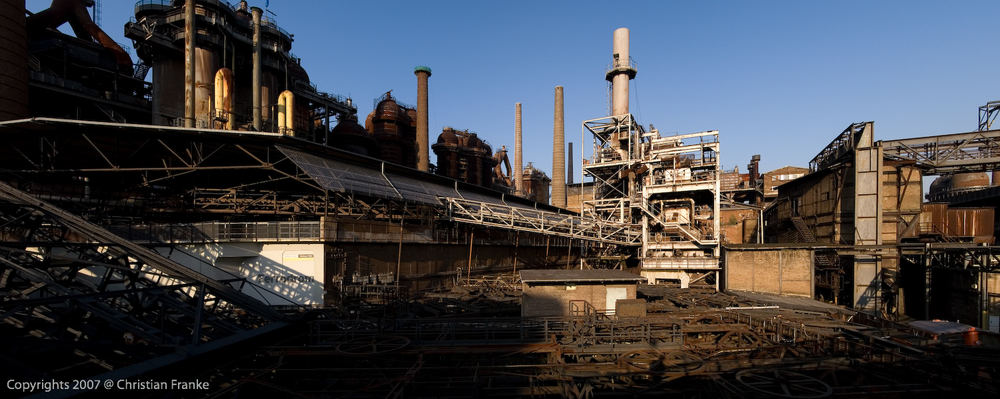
521;282;636;317
724;247;814;298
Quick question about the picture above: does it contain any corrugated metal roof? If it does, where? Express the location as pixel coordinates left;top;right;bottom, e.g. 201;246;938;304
519;269;645;283
909;320;975;335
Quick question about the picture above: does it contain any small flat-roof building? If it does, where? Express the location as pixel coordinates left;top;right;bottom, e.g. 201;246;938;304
519;270;646;317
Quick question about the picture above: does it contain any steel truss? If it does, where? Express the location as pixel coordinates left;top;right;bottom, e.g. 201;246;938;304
0;118;612;242
809;122;872;172
444;198;640;245
880;129;1000;174
0;181;287;383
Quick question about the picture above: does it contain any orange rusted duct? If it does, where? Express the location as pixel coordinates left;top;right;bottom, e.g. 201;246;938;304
213;68;234;130
277;90;295;136
493;146;513;187
27;0;131;69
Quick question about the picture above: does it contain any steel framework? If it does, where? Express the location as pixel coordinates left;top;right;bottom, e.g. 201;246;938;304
880;129;1000;174
444;197;640;245
0;180;288;384
582;113;721;286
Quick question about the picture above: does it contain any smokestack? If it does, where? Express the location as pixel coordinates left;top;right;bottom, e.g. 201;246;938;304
251;7;262;131
414;66;432;172
568;142;574;185
515;102;523;193
606;27;636;116
184;0;196;127
552;86;566;208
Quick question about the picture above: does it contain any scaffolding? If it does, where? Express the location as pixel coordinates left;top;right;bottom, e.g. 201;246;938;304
582;114;721;287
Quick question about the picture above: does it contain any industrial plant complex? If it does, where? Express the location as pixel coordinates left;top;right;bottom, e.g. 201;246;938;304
0;1;998;397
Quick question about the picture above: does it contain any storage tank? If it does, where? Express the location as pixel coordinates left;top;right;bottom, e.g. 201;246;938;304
951;172;990;190
432;127;496;187
929;172;989;199
433;127;462;179
331;115;377;156
365;92;417;168
521;162;551;204
0;0;29;121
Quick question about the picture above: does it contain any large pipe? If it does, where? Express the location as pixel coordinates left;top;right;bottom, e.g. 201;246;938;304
552;86;566;208
414;66;432;172
514;102;523;194
607;27;636;116
277;90;294;136
251;7;262;131
993;170;1000;187
214;68;233;130
184;0;195;127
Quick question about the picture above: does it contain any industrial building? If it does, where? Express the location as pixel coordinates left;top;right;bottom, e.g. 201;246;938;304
0;1;998;397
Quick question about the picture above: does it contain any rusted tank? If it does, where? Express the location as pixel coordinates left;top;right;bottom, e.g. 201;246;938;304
930;173;990;197
521;162;551;204
331;115;377;157
917;203;949;236
0;0;28;121
365;92;417;168
952;172;990;189
432;127;497;187
946;207;995;243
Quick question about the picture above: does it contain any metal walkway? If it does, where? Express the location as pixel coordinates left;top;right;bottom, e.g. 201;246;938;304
443;197;641;245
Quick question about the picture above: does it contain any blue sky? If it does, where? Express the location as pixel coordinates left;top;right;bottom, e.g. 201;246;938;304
28;0;1000;181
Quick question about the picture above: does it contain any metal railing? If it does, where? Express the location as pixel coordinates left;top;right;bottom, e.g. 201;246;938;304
112;221;327;243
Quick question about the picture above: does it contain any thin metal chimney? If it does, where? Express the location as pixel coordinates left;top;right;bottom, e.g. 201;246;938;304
515;102;523;194
184;0;195;127
567;142;574;185
251;7;262;130
414;66;432;172
606;27;636;116
552;86;566;208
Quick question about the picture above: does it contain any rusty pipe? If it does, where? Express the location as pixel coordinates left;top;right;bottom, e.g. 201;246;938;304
251;7;262;131
184;0;195;128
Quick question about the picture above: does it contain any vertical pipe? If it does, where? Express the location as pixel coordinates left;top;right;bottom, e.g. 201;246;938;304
184;0;196;127
467;230;474;284
568;142;574;185
414;66;432;172
396;215;403;290
552;86;566;207
515;102;523;194
251;7;262;131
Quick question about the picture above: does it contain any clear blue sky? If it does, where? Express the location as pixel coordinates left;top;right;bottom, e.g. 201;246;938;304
28;0;1000;181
